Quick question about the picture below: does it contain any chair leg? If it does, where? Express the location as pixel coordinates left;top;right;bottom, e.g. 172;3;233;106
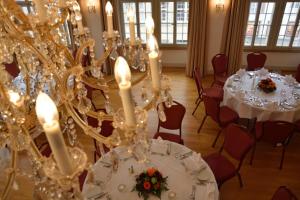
279;146;286;170
197;115;207;133
212;129;222;148
192;100;202;115
250;142;256;165
195;97;200;104
237;172;243;188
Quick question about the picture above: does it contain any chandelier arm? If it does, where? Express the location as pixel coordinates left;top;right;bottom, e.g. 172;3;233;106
75;38;95;65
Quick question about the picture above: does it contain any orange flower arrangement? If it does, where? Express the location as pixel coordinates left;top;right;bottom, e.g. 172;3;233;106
133;168;168;200
258;78;276;93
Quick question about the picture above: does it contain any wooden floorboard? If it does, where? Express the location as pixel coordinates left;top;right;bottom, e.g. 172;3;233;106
2;68;300;199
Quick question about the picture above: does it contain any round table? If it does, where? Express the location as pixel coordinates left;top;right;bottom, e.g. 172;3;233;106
82;139;219;200
222;70;300;122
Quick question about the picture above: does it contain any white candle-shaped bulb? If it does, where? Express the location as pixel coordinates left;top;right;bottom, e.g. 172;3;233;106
7;90;23;107
114;57;136;127
128;8;136;45
32;0;47;23
148;35;161;91
145;16;155;36
106;1;114;37
35;92;73;175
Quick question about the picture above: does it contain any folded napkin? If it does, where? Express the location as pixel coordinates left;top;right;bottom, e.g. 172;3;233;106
265;101;278;110
151;139;168;155
284;75;296;85
236;69;246;77
236;90;245;100
183;152;206;172
257;68;269;77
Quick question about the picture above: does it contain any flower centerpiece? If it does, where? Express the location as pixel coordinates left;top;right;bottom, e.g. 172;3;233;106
133;168;168;200
258;78;276;93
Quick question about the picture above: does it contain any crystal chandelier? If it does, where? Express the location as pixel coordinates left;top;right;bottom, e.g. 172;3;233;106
0;0;173;199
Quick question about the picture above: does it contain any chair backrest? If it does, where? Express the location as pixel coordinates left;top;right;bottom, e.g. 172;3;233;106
4;56;20;78
158;101;186;130
262;121;295;145
247;52;267;71
223;124;254;161
295;64;300;83
202;92;221;123
271;186;298;200
87;116;114;137
193;68;203;97
79;170;88;191
212;53;228;75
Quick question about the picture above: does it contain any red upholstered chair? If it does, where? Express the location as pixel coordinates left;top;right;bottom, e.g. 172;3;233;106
204;124;254;188
192;68;204;115
4;57;20;78
87;116;114;162
271;186;298;200
295;64;300;83
153;101;186;144
192;68;223;115
79;170;88;191
246;52;267;71
211;53;229;86
251;121;295;169
198;90;238;147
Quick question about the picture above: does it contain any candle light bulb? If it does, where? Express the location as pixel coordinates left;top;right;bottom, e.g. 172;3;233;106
128;8;135;22
35;92;59;126
105;1;113;16
114;57;131;86
7;90;23;107
145;16;155;34
73;2;81;11
148;34;159;55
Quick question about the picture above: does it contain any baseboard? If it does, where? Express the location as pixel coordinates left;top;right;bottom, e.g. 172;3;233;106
162;63;186;68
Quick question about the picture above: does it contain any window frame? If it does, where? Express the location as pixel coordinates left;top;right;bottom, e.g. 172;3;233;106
119;0;189;48
244;0;300;52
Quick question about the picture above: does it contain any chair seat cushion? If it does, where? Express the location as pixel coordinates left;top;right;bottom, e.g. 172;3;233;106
203;153;236;184
153;132;184;144
203;87;224;101
219;106;239;127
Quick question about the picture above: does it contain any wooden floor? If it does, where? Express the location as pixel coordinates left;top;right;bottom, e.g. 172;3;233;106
3;68;300;199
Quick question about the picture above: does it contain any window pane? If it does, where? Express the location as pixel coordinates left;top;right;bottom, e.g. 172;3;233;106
293;20;300;47
245;2;258;46
176;1;189;44
254;2;275;46
139;2;152;43
122;2;137;39
277;2;300;47
160;2;174;44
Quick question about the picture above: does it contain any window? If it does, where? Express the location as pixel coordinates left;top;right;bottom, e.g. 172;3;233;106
277;2;300;47
245;1;300;50
121;1;152;43
120;0;189;46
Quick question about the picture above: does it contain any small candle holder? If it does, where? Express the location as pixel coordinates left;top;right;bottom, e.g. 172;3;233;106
117;184;126;192
42;147;88;190
168;191;176;199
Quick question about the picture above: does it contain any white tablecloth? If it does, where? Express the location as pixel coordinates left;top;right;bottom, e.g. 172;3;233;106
222;71;300;122
82;140;219;200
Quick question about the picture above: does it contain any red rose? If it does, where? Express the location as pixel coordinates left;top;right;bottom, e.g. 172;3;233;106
147;168;156;177
143;181;151;190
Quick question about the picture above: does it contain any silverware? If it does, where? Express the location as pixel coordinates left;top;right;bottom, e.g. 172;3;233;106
167;143;171;155
177;151;193;160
